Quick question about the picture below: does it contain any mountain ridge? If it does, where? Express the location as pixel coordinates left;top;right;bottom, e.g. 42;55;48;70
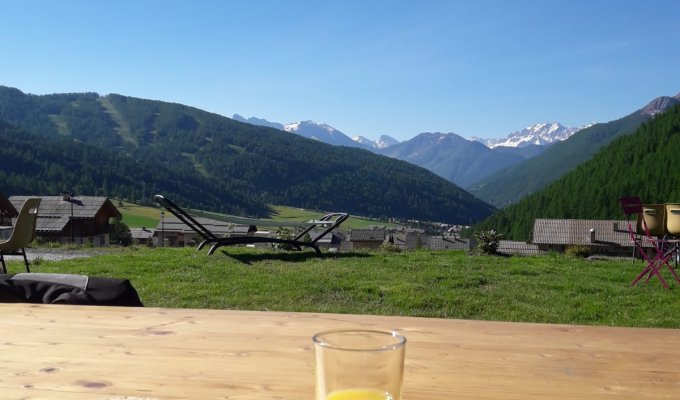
476;122;590;149
468;94;680;207
474;102;680;241
0;86;494;224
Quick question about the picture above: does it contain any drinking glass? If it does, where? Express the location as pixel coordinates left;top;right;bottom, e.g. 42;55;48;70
313;329;406;400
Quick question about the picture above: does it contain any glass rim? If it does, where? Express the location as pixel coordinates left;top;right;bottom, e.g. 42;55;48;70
312;329;407;352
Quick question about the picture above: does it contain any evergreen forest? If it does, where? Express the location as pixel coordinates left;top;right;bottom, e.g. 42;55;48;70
0;86;495;223
468;109;652;207
475;104;680;240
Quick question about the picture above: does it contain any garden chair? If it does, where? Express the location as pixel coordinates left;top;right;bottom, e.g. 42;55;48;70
619;196;680;288
154;194;349;255
0;198;41;274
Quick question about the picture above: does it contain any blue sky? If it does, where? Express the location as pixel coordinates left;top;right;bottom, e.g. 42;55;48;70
1;0;679;140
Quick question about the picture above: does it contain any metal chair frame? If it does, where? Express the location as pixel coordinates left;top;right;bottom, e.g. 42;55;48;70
619;196;680;288
154;195;349;256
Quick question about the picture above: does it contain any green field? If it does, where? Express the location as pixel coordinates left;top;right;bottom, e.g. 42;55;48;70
17;247;680;329
117;201;163;228
117;200;398;230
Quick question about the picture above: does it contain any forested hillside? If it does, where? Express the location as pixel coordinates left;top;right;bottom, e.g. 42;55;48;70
475;104;680;240
0;86;494;223
0;120;262;215
468;95;680;207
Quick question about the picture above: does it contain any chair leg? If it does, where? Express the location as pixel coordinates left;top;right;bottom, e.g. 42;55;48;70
0;253;6;274
21;248;30;273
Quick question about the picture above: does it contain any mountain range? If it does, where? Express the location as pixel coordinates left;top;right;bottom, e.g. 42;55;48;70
232;114;586;187
474;122;591;148
0;86;494;224
236;93;680;207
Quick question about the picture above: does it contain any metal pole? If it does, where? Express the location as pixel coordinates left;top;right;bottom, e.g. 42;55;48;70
160;211;165;247
71;200;74;243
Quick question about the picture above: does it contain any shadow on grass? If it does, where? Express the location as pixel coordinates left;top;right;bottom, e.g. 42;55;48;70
221;251;373;265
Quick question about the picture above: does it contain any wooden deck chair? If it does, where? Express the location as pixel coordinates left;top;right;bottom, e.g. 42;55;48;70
0;198;41;273
619;196;680;288
154;195;349;255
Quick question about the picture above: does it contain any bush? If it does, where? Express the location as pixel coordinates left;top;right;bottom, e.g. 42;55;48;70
275;227;295;250
475;230;502;255
110;218;133;246
379;243;403;253
566;245;591;258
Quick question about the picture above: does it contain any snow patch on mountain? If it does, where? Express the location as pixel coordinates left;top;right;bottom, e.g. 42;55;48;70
353;134;400;149
476;122;592;149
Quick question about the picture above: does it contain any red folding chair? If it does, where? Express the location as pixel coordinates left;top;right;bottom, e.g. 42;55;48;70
619;196;680;288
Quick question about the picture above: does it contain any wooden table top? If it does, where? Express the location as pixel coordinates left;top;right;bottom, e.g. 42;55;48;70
1;303;678;399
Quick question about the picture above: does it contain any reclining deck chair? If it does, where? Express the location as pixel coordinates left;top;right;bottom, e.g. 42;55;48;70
619;196;680;288
154;195;349;255
0;198;41;274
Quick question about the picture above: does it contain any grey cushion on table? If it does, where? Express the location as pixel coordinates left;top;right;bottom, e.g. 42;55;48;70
12;273;89;290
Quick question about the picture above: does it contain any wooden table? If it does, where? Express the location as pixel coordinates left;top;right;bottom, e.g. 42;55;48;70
1;304;678;399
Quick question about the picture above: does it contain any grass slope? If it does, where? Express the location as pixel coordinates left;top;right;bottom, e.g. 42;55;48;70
118;201;398;230
18;247;680;328
117;201;163;228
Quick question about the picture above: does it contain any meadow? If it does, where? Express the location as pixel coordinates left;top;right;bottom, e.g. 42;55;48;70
17;246;680;329
117;200;398;230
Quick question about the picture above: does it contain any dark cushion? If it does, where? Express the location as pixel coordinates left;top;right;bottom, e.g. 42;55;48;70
0;273;143;306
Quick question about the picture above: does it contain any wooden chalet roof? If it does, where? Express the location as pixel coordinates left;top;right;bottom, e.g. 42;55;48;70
130;227;155;240
429;236;470;251
532;218;633;247
349;229;387;242
9;196;122;233
0;192;18;220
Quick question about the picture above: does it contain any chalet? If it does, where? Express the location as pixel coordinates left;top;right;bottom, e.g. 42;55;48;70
154;216;256;247
388;232;424;250
428;236;471;251
349;229;387;250
130;227;155;246
532;218;642;257
307;229;345;252
9;195;121;246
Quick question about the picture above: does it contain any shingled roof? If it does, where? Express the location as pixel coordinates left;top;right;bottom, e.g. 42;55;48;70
9;196;121;233
349;229;387;242
532;218;634;247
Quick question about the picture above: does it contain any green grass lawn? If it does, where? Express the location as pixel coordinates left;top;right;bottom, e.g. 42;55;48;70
117;201;163;228
15;246;680;329
117;201;396;230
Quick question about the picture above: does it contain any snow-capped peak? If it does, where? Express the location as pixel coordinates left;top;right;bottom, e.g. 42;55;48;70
284;120;340;137
352;134;400;149
479;122;591;149
376;135;400;149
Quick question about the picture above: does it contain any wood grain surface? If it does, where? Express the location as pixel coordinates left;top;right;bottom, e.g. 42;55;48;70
0;304;678;399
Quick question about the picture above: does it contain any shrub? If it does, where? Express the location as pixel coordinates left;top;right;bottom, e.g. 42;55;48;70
379;243;403;253
566;245;591;258
275;227;295;250
110;218;133;246
475;230;502;255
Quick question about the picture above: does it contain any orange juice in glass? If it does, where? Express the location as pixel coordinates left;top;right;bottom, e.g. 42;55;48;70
325;388;393;400
313;329;406;400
